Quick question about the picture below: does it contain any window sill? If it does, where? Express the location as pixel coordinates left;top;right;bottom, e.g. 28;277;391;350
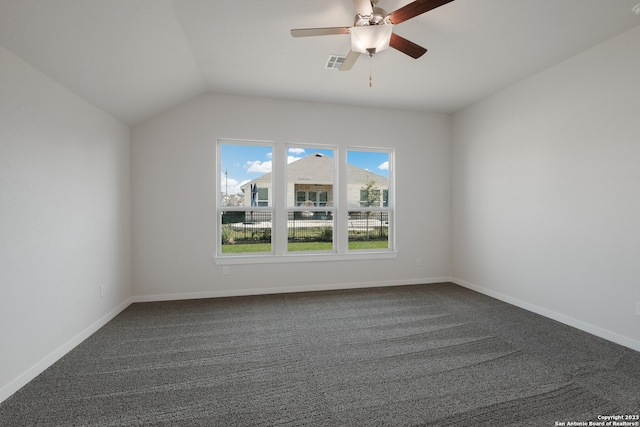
214;251;398;265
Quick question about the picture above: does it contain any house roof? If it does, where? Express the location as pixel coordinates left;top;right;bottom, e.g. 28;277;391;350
1;1;638;125
242;153;387;189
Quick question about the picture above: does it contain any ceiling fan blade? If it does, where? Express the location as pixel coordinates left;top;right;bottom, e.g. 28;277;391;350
339;50;361;71
352;0;373;18
389;33;427;58
388;0;454;25
291;27;350;37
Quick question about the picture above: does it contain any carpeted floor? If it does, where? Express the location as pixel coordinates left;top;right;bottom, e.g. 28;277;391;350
1;283;639;426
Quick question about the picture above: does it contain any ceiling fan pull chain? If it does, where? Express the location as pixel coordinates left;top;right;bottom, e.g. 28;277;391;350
369;53;373;87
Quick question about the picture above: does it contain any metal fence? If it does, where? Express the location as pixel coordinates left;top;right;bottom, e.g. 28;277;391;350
347;211;388;242
221;210;388;245
221;211;272;244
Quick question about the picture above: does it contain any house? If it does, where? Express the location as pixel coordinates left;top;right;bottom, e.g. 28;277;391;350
1;0;639;405
239;153;388;208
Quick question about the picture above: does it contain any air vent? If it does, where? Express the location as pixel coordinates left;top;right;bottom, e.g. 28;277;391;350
325;55;346;70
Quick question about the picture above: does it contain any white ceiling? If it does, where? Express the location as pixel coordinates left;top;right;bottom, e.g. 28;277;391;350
1;0;638;125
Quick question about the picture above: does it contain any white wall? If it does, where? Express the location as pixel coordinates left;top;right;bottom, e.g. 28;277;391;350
0;47;132;400
4;17;637;406
451;25;640;350
132;93;451;299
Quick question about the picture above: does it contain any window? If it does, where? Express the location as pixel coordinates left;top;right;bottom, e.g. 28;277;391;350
257;188;268;206
358;189;388;207
347;149;391;251
296;190;329;207
216;140;394;262
286;146;335;252
218;141;273;254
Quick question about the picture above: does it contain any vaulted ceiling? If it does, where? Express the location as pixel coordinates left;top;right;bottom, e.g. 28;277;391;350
1;0;638;125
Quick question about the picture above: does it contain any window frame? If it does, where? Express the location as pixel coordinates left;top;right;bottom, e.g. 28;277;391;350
347;147;394;253
285;144;337;254
215;140;396;264
217;139;275;256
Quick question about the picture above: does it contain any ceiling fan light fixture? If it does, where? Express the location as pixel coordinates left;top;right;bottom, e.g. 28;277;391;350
350;25;393;54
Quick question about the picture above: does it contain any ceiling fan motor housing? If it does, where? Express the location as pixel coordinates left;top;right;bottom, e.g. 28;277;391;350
355;7;389;26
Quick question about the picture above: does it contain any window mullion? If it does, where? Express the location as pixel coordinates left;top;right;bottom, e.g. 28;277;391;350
273;142;288;256
336;148;348;254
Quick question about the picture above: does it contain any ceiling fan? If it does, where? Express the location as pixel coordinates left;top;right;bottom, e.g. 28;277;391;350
291;0;455;71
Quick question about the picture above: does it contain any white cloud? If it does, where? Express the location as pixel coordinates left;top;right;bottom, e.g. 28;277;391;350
245;160;272;173
378;161;389;171
221;174;250;195
288;147;306;155
287;156;303;164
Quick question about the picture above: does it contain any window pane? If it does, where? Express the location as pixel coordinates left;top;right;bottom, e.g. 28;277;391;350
257;188;268;206
348;210;389;250
221;210;272;253
219;141;273;256
296;191;305;205
286;145;335;252
288;216;334;252
319;191;328;206
348;149;391;251
347;150;389;208
287;147;335;208
220;143;272;207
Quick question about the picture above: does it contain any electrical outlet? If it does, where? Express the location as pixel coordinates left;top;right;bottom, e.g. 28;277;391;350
416;258;421;266
223;266;229;275
100;286;105;297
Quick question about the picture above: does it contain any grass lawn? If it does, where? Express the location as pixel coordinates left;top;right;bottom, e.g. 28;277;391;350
348;240;389;250
221;240;388;253
221;243;271;253
289;241;332;251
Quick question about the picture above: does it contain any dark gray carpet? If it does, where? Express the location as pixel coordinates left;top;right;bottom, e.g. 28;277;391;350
1;283;639;426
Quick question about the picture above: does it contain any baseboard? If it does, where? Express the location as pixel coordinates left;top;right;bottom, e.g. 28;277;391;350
132;277;452;303
0;297;133;404
451;277;640;353
6;278;635;406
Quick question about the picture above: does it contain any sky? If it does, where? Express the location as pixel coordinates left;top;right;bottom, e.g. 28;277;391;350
220;144;389;195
